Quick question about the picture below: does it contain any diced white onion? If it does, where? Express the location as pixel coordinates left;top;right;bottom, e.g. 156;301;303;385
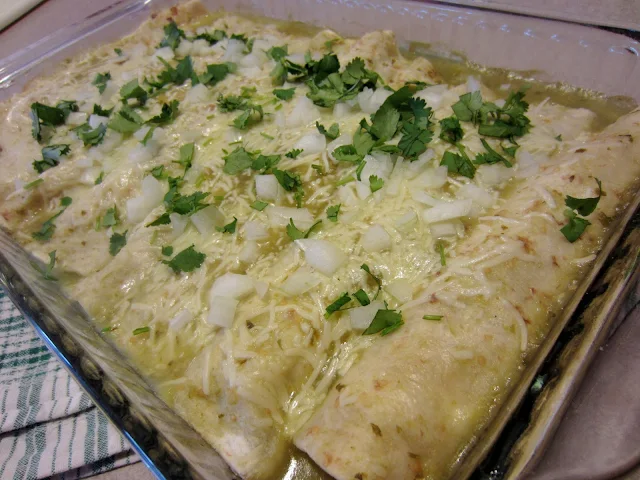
360;153;393;185
266;206;315;229
357;87;392;114
405;149;435;178
97;131;123;153
240;50;267;68
243;220;269;241
207;296;238;328
67;112;87;126
126;176;165;222
410;189;441;206
133;126;151;141
254;280;269;298
415;84;448;110
355;181;371;200
422;199;473;223
239;241;259;263
169;309;193;330
429;221;459;239
477;164;513;186
333;102;351;118
281;266;322;296
295;239;347;277
337;185;359;207
88;114;108;129
170;213;188;238
395;210;417;229
209;273;255;299
255;174;281;201
184;83;210;105
349;300;384;330
361;224;392;252
413;166;448;189
190;205;225;236
385;279;413;303
516;150;541;178
458;183;495;209
467;76;481;93
154;46;175;61
128;141;160;164
223;38;246;62
175;39;193;57
286;96;320;128
294;133;326;156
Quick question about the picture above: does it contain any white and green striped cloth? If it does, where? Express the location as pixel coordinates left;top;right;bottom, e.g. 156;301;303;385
0;289;139;479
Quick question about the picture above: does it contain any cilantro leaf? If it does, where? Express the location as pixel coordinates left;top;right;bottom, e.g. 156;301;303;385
223;147;254;174
423;314;443;321
147;56;198;90
159;20;186;50
101;206;119;228
363;308;403;335
33;250;58;281
451;91;484;124
273;88;296;101
440;147;476;178
286;148;303;159
162;244;206;273
437;242;446;266
439;116;463;144
32;197;71;241
109;231;127;256
199;62;235;86
316;121;340;140
565;178;602;216
474;138;513;167
149;166;164;179
95;172;105;185
370;104;400;142
326;204;341;222
369;175;384;193
398;122;432;160
232;105;263;129
286;218;322;241
251;200;268;211
33;144;70;173
55;100;78;119
216;217;237;234
147;100;180;125
361;263;381;299
174;142;195;172
267;45;289;61
477;89;531;139
560;209;591;243
132;326;150;335
193;29;226;45
24;179;44;189
120;79;147;106
332;144;362;163
92;72;111;94
251;154;280;173
30;102;66;142
353;289;370;306
324;292;352;318
273;168;304;205
168;191;209;216
93;104;113;117
218;94;247;112
502;144;519;157
109;106;144;133
75;123;107;146
161;245;173;256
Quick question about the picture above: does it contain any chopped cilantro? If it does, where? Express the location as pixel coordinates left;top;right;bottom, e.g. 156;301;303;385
363;308;403;335
193;29;226;45
30;102;67;142
361;263;381;299
232;105;263;129
92;72;111;94
440;147;476;178
109;231;127;256
93;104;113;117
273;88;295;101
437;242;446;266
353;289;370;306
24;178;44;189
565;178;602;216
451;91;484;124
223;147;254;174
555;134;563;141
324;292;352;318
332;145;361;163
251;200;269;211
75;123;107;146
285;148;303;159
326;204;341;222
286;218;322;241
335;175;355;186
120;79;147;106
34;250;57;281
199;62;235;86
260;132;275;140
311;164;324;175
174;142;195;172
159;20;185;50
251;154;280;173
109;106;143;133
101;206;119;228
560;209;591;243
114;48;123;56
369;175;384;193
477;90;531;139
147;56;198;91
355;160;366;181
33;144;70;173
266;45;289;61
149;165;165;179
162;244;206;273
273;168;304;205
32;197;71;241
474;138;513;167
94;171;105;185
55;100;78;119
132;326;150;336
147;100;180;125
502;144;519;157
141;126;155;146
439;116;464;144
216;217;237;234
423;314;443;321
316;121;340;140
161;245;174;256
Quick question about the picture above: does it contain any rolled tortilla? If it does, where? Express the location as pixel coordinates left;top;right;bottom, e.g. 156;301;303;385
294;110;640;480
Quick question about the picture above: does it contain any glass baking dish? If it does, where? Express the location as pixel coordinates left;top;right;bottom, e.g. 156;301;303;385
1;1;639;479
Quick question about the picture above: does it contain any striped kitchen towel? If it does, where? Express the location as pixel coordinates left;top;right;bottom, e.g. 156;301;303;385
0;288;140;479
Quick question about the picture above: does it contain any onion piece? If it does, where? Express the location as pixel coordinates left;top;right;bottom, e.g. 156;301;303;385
154;46;175;61
266;206;315;229
410;189;442;206
413;166;448;189
281;266;322;296
169;309;193;330
357;88;392;114
170;213;188;238
457;183;495;209
254;280;269;298
349;300;385;329
429;221;459;239
190;205;225;236
295;239;347;277
239;241;259;263
209;273;255;299
184;83;210;105
327;133;353;162
88;114;108;129
286;96;320;128
243;220;269;241
422;199;473;223
395;210;417;230
294;133;326;156
361;224;392;252
207;296;239;328
223;38;246;62
126;176;165;222
255;174;281;201
385;279;413;303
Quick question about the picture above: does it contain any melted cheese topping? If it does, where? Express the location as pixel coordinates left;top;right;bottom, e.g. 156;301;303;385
0;3;630;479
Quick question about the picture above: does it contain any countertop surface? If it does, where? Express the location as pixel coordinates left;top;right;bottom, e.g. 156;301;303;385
1;1;639;480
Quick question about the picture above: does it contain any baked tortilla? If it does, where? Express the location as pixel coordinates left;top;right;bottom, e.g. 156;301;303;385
0;2;637;479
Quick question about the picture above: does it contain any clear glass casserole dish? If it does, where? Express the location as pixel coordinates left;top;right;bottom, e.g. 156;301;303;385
1;1;639;479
